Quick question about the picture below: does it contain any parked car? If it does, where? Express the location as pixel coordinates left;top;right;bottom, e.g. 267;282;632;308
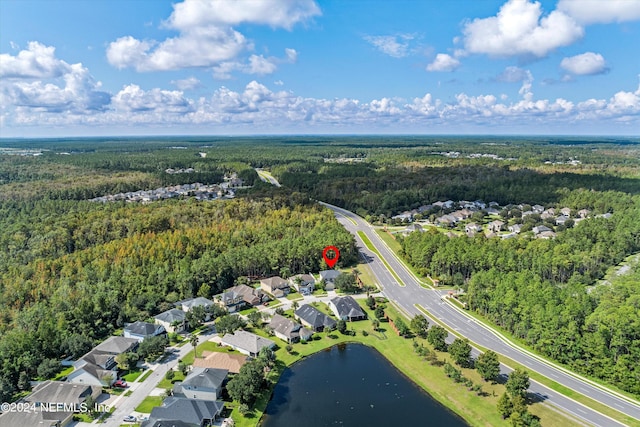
113;379;128;388
123;415;137;422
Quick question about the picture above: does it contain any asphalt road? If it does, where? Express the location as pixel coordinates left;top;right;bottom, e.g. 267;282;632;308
322;202;640;427
103;328;218;427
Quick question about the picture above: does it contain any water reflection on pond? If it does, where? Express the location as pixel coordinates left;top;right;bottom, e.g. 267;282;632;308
260;343;469;427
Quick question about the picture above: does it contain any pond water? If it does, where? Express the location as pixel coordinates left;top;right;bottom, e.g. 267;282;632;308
260;343;469;427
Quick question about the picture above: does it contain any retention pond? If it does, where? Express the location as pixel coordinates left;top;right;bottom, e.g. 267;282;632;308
261;343;469;426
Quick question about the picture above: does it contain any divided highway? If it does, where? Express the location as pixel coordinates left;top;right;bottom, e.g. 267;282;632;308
323;202;640;427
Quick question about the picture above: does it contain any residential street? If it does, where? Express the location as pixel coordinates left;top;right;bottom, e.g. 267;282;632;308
100;327;218;427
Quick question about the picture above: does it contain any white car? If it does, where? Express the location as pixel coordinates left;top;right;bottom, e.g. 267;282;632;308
123;415;137;422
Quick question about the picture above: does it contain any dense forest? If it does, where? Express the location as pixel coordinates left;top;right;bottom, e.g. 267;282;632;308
0;196;357;401
0;135;639;400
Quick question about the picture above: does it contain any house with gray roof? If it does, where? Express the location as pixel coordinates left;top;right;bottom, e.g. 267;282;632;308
67;336;138;387
25;380;102;408
173;367;228;401
94;336;138;354
0;408;73;427
329;296;367;322
533;225;552;235
295;304;337;332
124;321;166;342
154;308;187;333
288;274;316;295
268;314;313;343
176;297;215;320
402;223;424;236
319;270;341;291
220;330;275;357
141;397;224;427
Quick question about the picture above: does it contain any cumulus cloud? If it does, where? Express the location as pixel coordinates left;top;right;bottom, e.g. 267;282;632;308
364;34;415;58
111;85;194;113
427;54;461;72
557;0;640;24
0;41;70;79
462;0;583;58
1;43;110;113
2;45;639;133
107;0;319;72
560;52;608;75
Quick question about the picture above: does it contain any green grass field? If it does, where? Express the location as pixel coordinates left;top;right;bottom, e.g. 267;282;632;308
135;396;164;413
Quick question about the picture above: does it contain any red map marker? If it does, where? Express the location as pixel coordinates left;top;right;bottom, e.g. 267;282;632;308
322;246;340;269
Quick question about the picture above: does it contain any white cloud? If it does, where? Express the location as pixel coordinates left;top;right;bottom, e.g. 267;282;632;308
364;34;415;58
426;53;461;72
1;43;110;113
107;28;247;72
560;52;608;75
212;49;295;79
0;41;70;79
2;48;639;134
558;0;640;24
166;0;320;30
171;77;203;90
107;0;319;72
111;85;194;114
462;0;583;58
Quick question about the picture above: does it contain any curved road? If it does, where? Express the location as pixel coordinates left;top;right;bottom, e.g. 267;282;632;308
323;202;640;427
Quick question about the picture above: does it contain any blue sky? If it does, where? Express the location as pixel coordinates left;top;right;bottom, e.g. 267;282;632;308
1;0;639;136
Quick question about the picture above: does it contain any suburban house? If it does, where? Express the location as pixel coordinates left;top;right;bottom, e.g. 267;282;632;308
329;296;367;322
560;207;572;216
452;209;473;221
173;367;228;401
154;308;187;333
533;225;553;235
402;223;424;235
0;407;74;427
288;274;315;295
435;214;457;227
268;314;313;343
537;230;557;239
487;220;505;233
295;304;337;332
176;297;215;320
555;215;570;226
193;352;247;374
465;223;483;234
508;224;522;234
67;336;138;387
26;380;102;407
123;321;166;341
319;270;341;291
219;284;266;312
260;276;290;297
220;330;276;357
532;204;545;214
141;397;224;427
